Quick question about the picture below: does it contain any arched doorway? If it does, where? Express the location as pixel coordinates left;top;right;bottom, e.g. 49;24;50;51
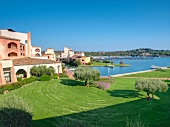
16;69;27;78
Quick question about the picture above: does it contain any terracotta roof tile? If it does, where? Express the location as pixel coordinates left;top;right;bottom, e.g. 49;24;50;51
13;57;60;66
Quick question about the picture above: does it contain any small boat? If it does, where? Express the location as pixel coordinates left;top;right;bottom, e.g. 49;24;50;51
151;65;167;69
107;64;114;68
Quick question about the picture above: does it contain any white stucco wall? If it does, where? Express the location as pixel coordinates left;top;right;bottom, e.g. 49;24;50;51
31;46;42;56
45;48;54;54
14;63;62;78
69;51;74;57
0;60;13;68
14;65;28;73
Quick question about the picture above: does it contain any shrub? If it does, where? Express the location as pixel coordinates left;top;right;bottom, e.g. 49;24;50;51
89;82;98;88
29;76;37;82
17;77;22;82
1;82;23;93
0;87;4;94
20;79;27;85
30;65;55;77
90;81;111;90
0;95;32;127
47;67;55;76
54;73;58;79
156;68;166;72
60;73;68;78
0;76;37;94
11;82;22;89
103;60;110;63
100;77;115;84
86;62;91;65
22;76;37;84
39;74;51;81
2;84;15;91
126;115;148;127
97;82;111;90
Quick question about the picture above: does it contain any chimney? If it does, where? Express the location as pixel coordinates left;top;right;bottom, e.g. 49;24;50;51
27;32;31;57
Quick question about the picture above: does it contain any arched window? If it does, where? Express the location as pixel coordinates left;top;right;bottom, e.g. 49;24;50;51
8;42;17;49
8;52;17;57
35;48;40;52
35;53;40;57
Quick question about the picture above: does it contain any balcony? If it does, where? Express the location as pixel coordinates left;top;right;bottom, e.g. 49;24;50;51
8;42;17;49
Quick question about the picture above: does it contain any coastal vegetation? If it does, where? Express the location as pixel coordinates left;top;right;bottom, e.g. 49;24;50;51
54;48;170;57
82;48;170;57
30;65;55;77
90;77;114;90
73;67;100;86
0;76;37;94
0;77;169;127
64;59;81;67
0;95;32;127
0;67;170;127
80;61;130;67
135;78;168;99
63;57;130;67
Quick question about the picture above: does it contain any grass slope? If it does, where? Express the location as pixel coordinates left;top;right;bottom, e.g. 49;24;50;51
123;69;170;78
0;78;169;127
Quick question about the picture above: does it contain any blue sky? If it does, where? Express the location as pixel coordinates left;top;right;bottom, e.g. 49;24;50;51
0;0;170;51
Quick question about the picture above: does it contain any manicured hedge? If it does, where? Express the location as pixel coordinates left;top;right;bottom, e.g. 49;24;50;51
17;77;22;82
39;75;51;81
0;76;37;94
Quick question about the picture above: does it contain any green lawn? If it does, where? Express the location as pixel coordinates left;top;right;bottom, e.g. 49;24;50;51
0;78;169;127
123;69;170;78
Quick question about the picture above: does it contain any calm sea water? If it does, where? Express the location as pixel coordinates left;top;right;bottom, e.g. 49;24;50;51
93;57;170;76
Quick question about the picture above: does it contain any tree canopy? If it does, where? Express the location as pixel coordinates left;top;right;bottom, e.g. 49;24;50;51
135;78;168;99
30;65;55;77
73;67;100;86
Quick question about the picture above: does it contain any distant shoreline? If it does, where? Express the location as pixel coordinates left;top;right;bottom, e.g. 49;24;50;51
80;64;130;67
108;69;155;77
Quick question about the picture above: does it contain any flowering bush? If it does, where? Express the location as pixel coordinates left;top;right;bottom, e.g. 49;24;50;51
97;82;111;90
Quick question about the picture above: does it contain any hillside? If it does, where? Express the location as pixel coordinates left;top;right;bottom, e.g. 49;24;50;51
83;48;170;57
